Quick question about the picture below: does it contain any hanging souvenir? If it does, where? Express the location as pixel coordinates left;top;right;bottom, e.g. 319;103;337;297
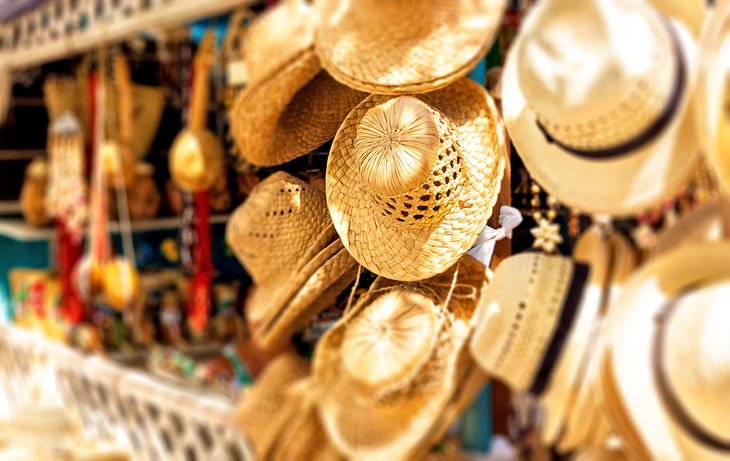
20;158;51;227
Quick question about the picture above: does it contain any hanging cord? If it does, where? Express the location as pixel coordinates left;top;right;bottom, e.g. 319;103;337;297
343;264;363;315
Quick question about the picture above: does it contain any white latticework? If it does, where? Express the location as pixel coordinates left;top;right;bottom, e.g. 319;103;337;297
0;325;252;461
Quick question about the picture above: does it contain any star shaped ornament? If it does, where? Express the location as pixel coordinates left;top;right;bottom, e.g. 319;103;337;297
530;218;563;253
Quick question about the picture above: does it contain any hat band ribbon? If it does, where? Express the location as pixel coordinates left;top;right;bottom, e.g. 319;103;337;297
529;262;590;396
653;296;730;451
535;19;686;160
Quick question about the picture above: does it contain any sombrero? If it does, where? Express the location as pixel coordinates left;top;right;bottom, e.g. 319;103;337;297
313;0;507;94
503;0;700;216
696;0;730;194
226;172;358;348
602;242;730;461
327;79;505;282
234;352;310;461
469;248;610;447
230;0;366;167
313;255;489;460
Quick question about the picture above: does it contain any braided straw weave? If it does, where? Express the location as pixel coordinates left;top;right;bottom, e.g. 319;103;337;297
230;0;366;167
313;255;488;461
327;79;505;281
226;172;356;345
313;0;507;94
234;353;310;461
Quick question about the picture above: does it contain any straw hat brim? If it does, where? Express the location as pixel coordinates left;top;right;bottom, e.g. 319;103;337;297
313;256;487;460
314;0;507;94
234;353;310;460
327;79;505;282
231;50;366;167
503;19;699;216
653;198;724;256
695;1;730;194
255;242;358;349
604;243;730;461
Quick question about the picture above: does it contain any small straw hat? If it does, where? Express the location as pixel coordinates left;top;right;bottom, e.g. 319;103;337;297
313;0;507;94
601;242;730;461
234;352;310;461
313;255;489;461
469;249;609;446
696;0;730;194
230;0;366;167
503;0;699;216
226;172;357;348
327;79;505;282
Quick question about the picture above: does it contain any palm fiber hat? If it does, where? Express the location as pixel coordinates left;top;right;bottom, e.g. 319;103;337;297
230;0;366;167
696;0;730;194
327;79;505;282
313;255;489;461
234;352;310;461
226;172;358;348
470;249;610;446
313;0;507;94
503;0;699;216
601;242;730;461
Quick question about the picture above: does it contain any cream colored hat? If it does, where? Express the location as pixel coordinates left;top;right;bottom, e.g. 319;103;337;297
327;79;505;282
654;198;725;256
314;256;488;461
602;242;730;461
313;0;507;94
230;0;366;167
503;0;699;216
696;0;730;194
234;352;310;461
226;172;357;348
470;250;608;446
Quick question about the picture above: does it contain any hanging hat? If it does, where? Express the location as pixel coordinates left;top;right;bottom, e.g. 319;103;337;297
226;172;358;348
696;0;730;194
557;227;638;453
234;352;310;461
230;0;366;167
645;0;708;37
313;256;489;461
327;79;505;282
503;0;699;216
601;242;730;461
654;198;725;256
313;0;507;94
470;249;610;446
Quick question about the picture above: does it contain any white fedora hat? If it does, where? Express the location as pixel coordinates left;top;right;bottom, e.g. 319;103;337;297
503;0;700;216
602;242;730;461
696;0;730;194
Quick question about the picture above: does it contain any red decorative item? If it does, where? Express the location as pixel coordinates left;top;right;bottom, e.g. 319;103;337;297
187;190;213;337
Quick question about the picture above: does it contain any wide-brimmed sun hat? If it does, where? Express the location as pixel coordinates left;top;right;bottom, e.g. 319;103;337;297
503;0;699;216
327;79;505;282
313;255;489;461
601;242;730;461
696;0;730;194
470;248;612;447
230;0;366;167
226;172;357;348
313;0;507;94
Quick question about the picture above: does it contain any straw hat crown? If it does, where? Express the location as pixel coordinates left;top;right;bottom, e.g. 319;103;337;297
243;0;314;85
472;253;577;390
664;284;730;443
355;97;466;227
226;172;332;286
518;0;677;152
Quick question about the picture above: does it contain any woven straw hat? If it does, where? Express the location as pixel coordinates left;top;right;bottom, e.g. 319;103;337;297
503;0;699;216
234;352;310;461
601;242;730;461
470;249;609;446
654;198;725;256
230;0;366;167
313;0;507;94
327;79;505;282
314;255;488;460
169;129;225;192
696;0;730;194
226;172;357;348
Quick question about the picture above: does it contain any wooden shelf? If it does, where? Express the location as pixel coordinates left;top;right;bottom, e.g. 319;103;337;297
0;214;229;241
